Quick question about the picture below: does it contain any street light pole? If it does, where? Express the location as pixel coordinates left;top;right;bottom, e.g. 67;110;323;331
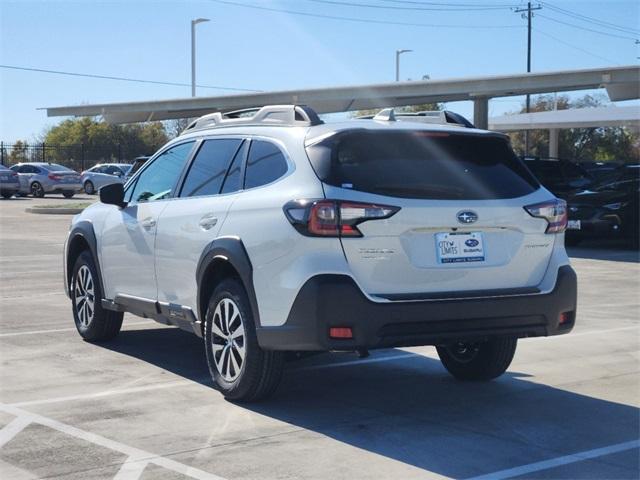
191;18;210;97
395;49;412;82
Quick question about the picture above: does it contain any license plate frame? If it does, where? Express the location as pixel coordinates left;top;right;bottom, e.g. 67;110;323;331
435;231;485;264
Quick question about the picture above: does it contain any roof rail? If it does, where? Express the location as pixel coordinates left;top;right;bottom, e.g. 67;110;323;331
358;109;475;128
181;105;323;134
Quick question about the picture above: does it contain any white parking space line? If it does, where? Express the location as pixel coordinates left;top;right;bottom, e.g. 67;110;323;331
0;416;32;448
112;456;149;480
466;439;640;480
0;320;153;338
0;404;227;480
10;379;203;407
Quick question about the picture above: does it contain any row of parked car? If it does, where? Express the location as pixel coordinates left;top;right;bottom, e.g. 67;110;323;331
523;157;639;247
0;157;149;199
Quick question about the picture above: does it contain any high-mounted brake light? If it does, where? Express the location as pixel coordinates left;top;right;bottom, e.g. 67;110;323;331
284;199;400;237
524;199;567;233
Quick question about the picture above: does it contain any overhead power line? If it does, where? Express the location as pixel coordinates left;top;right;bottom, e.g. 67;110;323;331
305;0;516;11
207;0;524;28
537;13;638;41
379;0;518;6
540;1;640;36
0;65;262;92
534;28;621;66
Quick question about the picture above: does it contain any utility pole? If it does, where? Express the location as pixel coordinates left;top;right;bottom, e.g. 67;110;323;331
514;2;541;154
191;18;210;97
395;49;412;82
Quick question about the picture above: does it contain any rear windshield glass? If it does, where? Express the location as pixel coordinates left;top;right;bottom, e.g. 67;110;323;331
306;130;539;200
47;164;73;172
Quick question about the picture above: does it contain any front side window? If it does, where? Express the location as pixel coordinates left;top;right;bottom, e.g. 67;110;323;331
180;139;242;197
129;142;194;203
244;140;288;189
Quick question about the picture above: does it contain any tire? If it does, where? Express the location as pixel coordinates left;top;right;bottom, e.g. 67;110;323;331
63;191;75;199
31;182;45;198
204;279;284;402
436;337;517;381
71;251;123;341
84;181;95;195
1;192;12;199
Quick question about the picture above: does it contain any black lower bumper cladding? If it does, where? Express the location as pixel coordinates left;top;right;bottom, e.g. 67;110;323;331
256;266;577;351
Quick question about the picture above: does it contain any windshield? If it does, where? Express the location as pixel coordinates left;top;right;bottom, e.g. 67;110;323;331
306;130;539;200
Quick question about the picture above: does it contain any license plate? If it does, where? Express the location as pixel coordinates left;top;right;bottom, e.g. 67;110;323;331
435;232;485;264
567;220;581;230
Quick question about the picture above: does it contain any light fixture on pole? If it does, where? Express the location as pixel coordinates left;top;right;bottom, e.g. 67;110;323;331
395;49;412;82
191;18;210;97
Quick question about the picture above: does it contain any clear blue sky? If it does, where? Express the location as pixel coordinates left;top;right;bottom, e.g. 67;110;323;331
1;0;638;142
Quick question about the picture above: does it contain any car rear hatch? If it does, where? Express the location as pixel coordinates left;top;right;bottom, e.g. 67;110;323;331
304;128;561;298
50;170;81;184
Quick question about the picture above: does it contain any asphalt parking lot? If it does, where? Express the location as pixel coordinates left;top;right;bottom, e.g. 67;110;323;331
0;195;638;480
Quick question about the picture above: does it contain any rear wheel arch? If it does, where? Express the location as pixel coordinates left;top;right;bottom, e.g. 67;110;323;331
196;238;259;335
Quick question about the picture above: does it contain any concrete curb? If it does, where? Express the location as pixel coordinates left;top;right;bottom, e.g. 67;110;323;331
26;207;85;215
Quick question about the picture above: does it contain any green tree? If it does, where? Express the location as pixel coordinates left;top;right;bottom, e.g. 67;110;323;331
508;94;639;162
352;102;442;118
8;140;29;164
43;118;168;167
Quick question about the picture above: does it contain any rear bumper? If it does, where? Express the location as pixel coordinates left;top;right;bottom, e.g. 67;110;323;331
256;266;577;351
45;184;83;193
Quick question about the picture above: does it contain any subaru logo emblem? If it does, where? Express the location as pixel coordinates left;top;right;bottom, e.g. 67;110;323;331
465;239;479;247
457;211;478;224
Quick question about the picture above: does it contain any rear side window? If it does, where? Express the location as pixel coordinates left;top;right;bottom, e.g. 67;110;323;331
180;139;242;197
306;131;539;200
244;140;288;189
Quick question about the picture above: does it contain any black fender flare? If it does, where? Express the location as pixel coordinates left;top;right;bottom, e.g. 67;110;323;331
65;221;106;299
195;237;260;327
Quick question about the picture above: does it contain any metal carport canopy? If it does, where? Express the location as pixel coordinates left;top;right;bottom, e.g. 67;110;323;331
490;105;640;131
43;65;640;123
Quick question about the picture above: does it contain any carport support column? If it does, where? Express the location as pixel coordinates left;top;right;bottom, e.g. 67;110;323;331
473;97;489;130
549;128;559;159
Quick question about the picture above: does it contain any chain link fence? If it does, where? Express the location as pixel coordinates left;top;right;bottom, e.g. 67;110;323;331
0;142;151;172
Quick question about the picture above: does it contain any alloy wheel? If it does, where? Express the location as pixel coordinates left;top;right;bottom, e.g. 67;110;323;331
211;298;246;382
74;265;95;327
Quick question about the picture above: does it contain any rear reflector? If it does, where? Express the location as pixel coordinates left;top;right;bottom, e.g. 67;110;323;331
524;199;567;234
559;311;572;325
329;327;353;339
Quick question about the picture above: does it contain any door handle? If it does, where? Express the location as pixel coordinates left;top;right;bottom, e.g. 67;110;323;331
199;214;218;230
141;217;156;230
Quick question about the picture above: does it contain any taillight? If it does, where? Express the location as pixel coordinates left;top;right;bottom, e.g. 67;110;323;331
284;199;400;237
48;173;62;181
525;199;567;233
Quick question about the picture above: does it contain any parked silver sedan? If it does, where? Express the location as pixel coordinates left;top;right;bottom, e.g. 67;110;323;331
10;162;82;198
80;163;131;195
0;165;21;199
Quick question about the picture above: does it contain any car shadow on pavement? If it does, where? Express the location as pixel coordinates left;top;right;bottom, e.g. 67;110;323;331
101;326;640;479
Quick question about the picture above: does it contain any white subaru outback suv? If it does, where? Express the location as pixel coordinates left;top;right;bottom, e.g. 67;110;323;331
63;105;577;401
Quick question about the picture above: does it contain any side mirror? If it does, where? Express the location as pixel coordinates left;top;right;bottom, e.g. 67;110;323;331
100;182;127;208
